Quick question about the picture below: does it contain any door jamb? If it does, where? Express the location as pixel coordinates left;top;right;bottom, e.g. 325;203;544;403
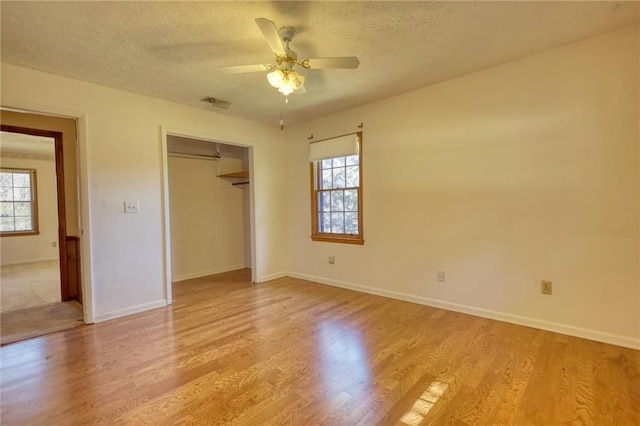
0;102;93;323
0;125;69;300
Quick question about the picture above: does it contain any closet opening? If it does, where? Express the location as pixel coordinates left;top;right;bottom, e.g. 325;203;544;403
164;135;254;293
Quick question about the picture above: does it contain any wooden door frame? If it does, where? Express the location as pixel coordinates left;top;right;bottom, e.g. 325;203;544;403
1;124;71;300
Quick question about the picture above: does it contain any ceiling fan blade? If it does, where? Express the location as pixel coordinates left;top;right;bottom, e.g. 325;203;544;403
294;85;306;94
303;57;360;69
255;18;286;56
220;64;272;74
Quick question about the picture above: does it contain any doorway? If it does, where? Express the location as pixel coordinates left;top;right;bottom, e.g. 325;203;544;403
0;123;83;344
163;133;255;295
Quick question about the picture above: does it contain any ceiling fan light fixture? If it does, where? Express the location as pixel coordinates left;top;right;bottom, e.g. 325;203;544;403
288;70;305;89
267;69;285;88
268;69;305;96
278;85;295;96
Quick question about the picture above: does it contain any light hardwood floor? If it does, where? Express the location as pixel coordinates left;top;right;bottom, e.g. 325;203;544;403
1;269;638;425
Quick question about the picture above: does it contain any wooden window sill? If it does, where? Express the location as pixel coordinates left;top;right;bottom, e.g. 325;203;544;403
311;235;364;245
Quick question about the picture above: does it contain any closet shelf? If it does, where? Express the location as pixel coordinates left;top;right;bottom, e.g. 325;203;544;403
217;171;249;179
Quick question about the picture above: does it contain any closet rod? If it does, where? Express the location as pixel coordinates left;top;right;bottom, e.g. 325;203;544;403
167;152;221;161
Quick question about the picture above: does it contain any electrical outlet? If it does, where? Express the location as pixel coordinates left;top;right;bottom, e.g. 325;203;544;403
52;241;57;247
124;200;140;214
328;256;335;264
437;270;445;282
541;280;552;295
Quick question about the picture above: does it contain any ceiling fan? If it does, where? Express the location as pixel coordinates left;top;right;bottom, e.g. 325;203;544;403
220;18;360;96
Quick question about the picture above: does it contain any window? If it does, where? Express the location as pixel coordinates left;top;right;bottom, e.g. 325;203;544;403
0;168;39;236
310;132;363;244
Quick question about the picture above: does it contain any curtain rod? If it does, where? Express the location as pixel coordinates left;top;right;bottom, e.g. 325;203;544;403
308;131;360;144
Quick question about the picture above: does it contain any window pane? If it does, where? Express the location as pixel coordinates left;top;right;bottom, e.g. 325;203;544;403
320;213;331;233
12;173;30;188
346;155;359;166
0;202;14;217
321;169;332;190
345;212;358;234
332;157;346;167
331;190;343;211
318;192;331;213
14;202;31;216
15;216;32;231
321;159;332;169
13;188;31;202
331;213;344;234
332;167;346;189
344;190;358;211
0;187;12;201
0;173;12;187
346;166;359;188
0;217;14;231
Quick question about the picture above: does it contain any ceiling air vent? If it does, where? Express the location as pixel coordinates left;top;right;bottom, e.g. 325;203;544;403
201;96;231;109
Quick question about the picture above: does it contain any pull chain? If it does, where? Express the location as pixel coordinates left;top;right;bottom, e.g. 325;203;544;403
280;95;285;130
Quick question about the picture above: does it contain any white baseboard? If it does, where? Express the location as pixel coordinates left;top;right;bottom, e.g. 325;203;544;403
257;271;287;282
1;257;58;267
287;272;640;351
93;299;168;323
172;265;247;283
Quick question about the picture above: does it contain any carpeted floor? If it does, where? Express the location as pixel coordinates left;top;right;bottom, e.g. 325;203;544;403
1;260;61;312
1;260;84;345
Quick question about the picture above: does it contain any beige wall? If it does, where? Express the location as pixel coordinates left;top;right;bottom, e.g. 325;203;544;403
168;155;249;281
0;154;59;265
1;111;79;236
1;63;286;322
285;26;640;348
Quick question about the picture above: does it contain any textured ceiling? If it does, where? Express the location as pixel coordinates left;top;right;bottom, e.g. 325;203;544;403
1;1;638;126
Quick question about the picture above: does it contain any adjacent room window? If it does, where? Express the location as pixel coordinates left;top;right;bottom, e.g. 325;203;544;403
0;168;39;236
310;132;363;244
